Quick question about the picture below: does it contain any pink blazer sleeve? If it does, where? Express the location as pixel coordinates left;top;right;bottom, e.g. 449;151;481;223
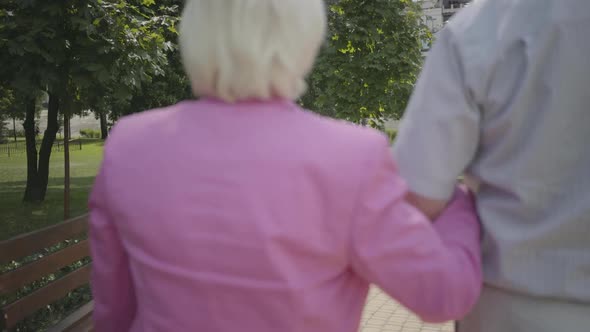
89;163;137;332
349;139;482;323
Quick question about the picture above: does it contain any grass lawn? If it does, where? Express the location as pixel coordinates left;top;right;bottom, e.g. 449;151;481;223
0;140;104;240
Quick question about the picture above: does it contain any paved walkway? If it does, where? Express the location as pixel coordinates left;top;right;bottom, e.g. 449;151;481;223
360;287;454;332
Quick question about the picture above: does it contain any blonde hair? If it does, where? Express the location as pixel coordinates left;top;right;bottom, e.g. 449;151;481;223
179;0;326;102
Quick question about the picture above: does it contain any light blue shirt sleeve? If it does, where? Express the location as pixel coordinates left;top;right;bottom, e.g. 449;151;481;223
392;27;481;201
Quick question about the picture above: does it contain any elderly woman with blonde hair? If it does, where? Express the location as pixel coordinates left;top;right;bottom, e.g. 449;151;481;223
89;0;482;331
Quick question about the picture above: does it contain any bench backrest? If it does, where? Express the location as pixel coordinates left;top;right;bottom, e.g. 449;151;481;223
0;215;91;331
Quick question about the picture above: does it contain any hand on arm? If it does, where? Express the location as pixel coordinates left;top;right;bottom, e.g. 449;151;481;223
350;139;482;323
405;191;448;220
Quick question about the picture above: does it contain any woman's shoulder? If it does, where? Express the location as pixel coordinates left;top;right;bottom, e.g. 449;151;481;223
101;102;187;159
296;107;391;153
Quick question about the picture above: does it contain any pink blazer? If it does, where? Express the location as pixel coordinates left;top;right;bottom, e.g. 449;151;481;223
89;98;481;332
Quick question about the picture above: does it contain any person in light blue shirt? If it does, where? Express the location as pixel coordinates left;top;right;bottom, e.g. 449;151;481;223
393;0;590;331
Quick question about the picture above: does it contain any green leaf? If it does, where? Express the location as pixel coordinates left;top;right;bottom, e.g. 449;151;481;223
142;0;156;7
300;0;429;126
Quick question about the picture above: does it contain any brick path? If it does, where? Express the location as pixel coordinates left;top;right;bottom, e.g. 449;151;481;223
359;287;454;332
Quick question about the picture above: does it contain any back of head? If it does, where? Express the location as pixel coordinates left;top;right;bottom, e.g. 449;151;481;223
179;0;326;102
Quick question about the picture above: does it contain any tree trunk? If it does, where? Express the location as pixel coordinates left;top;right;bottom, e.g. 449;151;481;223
23;98;43;202
12;117;17;142
99;111;108;139
66;113;71;138
63;112;71;219
37;92;60;200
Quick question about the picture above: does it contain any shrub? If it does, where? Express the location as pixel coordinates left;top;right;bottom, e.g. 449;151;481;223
79;129;89;138
1;239;92;332
79;129;101;138
12;128;26;137
384;129;397;143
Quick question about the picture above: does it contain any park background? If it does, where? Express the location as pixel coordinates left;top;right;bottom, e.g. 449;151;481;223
0;1;470;331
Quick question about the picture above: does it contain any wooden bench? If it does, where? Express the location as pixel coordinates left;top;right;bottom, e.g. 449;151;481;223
0;215;93;332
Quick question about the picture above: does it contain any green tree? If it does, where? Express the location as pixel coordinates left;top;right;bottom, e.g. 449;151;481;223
0;0;174;202
0;85;33;142
79;0;189;139
0;85;14;142
107;0;191;123
301;0;431;128
109;54;191;120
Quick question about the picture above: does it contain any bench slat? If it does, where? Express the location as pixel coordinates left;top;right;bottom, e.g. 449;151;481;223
46;301;94;332
0;240;90;296
1;264;91;329
0;215;89;265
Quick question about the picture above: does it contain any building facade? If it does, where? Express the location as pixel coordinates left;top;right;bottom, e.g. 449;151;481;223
418;0;472;39
417;0;475;56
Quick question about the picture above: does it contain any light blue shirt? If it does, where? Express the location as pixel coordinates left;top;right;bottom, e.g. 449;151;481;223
394;0;590;303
